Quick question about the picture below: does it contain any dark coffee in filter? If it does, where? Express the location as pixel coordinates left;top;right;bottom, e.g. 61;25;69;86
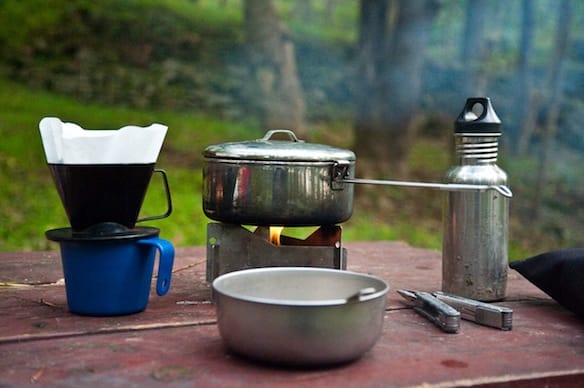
49;163;155;232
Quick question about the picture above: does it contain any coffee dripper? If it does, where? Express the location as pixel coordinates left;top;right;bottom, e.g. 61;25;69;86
40;117;175;316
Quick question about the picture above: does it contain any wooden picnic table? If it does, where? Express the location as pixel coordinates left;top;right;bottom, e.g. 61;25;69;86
1;241;583;386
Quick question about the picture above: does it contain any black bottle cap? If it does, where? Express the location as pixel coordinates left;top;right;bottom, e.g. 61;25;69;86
455;97;501;134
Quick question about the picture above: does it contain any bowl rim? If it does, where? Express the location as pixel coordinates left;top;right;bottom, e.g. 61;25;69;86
212;267;389;307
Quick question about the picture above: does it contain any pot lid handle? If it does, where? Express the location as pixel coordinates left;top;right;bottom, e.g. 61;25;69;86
260;129;304;143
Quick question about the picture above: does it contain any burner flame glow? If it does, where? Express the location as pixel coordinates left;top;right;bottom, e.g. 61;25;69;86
269;226;284;246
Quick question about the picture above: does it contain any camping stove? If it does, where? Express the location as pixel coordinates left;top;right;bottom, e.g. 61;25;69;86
206;223;347;282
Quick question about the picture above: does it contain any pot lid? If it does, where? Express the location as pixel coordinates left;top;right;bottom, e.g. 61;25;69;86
46;223;160;242
203;129;356;162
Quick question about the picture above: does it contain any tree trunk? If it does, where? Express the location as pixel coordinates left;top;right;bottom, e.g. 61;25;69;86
460;0;489;97
382;0;438;175
291;1;313;23
515;0;537;155
354;0;389;137
244;0;307;137
324;0;337;23
354;0;438;178
532;0;572;220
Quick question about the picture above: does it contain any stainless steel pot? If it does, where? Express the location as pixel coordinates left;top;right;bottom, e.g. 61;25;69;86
202;129;512;226
212;267;389;366
203;130;356;226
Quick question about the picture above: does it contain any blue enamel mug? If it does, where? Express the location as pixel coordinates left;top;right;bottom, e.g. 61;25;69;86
46;227;174;316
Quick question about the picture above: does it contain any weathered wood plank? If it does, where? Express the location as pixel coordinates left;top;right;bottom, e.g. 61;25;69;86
0;242;582;386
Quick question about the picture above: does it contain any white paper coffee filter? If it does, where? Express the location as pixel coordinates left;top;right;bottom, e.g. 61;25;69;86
39;117;168;164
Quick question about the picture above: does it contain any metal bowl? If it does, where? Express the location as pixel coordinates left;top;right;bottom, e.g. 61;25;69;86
212;267;389;366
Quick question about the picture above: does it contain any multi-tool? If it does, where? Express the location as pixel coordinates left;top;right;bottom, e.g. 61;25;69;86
397;289;513;333
431;291;513;331
397;290;461;334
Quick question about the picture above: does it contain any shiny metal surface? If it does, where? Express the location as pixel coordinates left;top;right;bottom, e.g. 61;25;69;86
339;177;512;197
203;159;355;225
442;134;510;301
203;129;356;162
202;129;513;226
203;130;356;226
212;267;388;366
205;223;346;281
397;290;461;334
432;291;513;330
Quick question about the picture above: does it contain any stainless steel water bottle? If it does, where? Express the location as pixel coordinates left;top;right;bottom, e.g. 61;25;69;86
442;97;510;301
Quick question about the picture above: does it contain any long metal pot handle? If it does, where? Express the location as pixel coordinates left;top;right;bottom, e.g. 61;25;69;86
341;177;512;198
332;163;513;198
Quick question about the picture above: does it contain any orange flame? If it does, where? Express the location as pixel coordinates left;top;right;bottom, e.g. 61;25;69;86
269;226;284;245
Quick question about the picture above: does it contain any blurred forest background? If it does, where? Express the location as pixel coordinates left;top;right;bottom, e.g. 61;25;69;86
0;0;583;260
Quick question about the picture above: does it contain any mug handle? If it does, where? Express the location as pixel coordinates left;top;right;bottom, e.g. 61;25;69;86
137;169;173;223
138;238;175;296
